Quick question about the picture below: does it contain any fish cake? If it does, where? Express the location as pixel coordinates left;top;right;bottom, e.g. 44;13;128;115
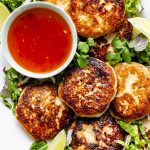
69;112;125;150
16;83;74;140
58;58;117;117
110;63;150;121
44;0;125;38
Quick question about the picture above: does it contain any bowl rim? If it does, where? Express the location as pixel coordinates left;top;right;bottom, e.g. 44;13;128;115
1;1;77;79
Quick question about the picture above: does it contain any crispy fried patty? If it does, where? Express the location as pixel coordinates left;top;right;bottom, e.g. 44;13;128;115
16;83;74;140
69;112;125;150
58;58;117;117
110;63;150;121
44;0;125;38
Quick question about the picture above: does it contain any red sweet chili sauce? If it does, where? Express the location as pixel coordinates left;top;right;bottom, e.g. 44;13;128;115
8;8;72;73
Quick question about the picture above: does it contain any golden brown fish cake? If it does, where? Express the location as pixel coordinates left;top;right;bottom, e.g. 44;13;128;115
110;63;150;121
58;58;117;117
43;0;125;38
69;112;125;150
16;83;74;140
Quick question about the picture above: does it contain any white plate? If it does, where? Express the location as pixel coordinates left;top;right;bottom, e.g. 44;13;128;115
0;0;150;150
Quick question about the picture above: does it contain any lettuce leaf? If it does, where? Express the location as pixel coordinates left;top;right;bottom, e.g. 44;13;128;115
125;0;142;17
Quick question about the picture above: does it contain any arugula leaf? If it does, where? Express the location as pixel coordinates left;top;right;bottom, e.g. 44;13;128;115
125;0;142;17
30;141;48;150
0;0;23;11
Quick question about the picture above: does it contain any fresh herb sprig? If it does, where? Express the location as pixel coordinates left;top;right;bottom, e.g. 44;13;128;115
0;68;40;112
106;35;150;66
0;0;23;11
76;37;95;68
64;145;72;150
30;141;48;150
117;120;150;150
0;68;25;111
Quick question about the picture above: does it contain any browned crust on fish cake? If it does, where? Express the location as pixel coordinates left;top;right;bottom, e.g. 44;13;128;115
70;112;125;150
90;36;114;61
43;0;125;38
117;17;133;40
110;63;150;121
58;58;117;117
16;83;74;140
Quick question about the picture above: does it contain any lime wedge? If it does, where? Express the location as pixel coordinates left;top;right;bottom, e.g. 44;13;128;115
128;17;150;40
0;3;10;31
48;130;66;150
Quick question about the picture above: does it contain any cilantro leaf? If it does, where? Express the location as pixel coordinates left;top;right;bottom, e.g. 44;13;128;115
106;35;150;66
30;141;48;150
77;55;89;68
0;0;23;11
87;38;95;47
122;48;131;63
112;37;126;50
77;42;89;54
106;52;122;61
76;37;95;68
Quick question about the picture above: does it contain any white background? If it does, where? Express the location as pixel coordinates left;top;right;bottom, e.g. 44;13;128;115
0;0;150;150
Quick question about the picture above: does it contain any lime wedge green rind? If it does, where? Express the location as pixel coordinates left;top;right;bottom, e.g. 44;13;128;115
48;129;66;150
128;17;150;41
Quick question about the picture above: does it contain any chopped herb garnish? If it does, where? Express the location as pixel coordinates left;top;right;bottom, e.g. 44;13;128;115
30;141;48;150
0;0;23;11
106;35;150;66
75;37;95;68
